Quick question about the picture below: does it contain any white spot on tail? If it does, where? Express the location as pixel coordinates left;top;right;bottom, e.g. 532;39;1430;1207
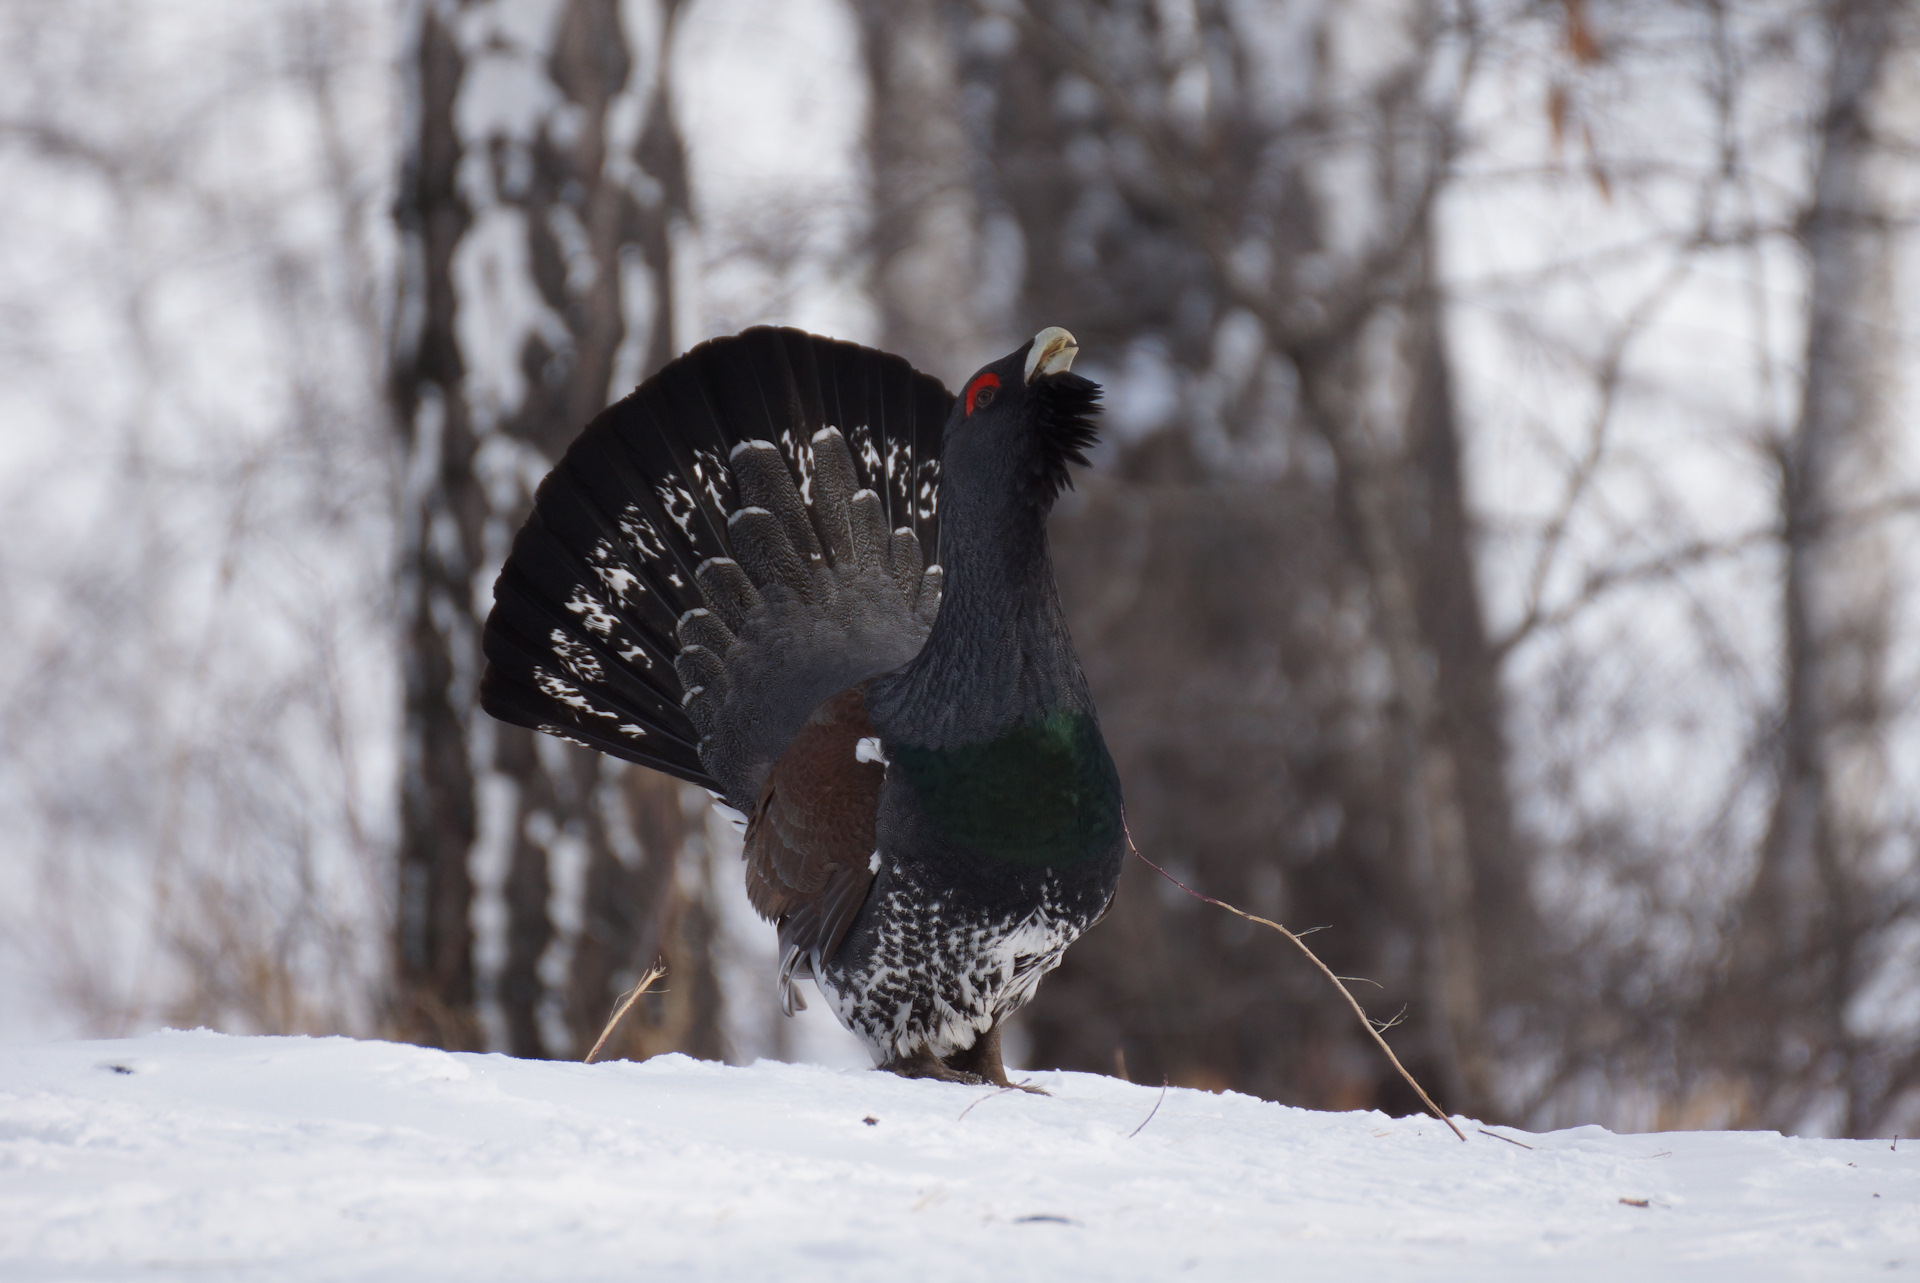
594;565;639;599
548;631;606;682
537;724;591;749
855;737;887;766
564;588;621;638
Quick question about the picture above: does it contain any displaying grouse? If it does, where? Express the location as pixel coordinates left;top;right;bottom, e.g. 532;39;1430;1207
480;326;1124;1087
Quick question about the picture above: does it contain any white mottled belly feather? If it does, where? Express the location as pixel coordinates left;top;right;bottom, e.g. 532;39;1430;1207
819;863;1085;1064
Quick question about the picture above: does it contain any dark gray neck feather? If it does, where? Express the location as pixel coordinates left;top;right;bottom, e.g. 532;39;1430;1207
867;482;1089;749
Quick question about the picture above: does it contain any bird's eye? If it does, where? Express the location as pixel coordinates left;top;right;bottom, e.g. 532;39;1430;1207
965;372;1001;415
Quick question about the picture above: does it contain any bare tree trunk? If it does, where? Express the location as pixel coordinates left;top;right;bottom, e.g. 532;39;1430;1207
392;3;483;1050
390;0;722;1060
948;0;1522;1118
1718;0;1899;1136
1291;245;1503;1116
855;0;1006;381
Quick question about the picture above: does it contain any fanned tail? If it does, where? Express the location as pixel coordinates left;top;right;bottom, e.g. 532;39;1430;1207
481;328;951;808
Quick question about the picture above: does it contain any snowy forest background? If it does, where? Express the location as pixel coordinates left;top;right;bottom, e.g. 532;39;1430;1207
2;0;1918;1140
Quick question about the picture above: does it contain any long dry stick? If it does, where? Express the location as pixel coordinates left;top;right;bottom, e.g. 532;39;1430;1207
583;963;667;1065
1128;838;1467;1142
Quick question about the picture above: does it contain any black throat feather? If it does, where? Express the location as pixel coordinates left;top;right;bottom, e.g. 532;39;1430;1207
1027;371;1102;507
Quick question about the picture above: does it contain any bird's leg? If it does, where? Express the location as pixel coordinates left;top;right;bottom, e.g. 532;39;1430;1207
943;1023;1049;1095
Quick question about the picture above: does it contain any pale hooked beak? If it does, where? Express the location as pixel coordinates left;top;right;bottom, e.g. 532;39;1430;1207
1024;326;1078;382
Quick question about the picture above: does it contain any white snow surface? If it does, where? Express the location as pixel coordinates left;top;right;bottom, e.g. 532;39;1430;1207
1;1033;1915;1281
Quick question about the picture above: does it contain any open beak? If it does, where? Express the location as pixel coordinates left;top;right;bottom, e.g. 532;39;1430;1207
1024;327;1078;382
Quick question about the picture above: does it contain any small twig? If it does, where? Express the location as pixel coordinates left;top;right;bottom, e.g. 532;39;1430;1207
1129;835;1467;1142
583;963;667;1064
958;1086;1021;1121
1128;1076;1171;1139
1369;1004;1409;1033
1335;974;1385;989
1479;1127;1534;1150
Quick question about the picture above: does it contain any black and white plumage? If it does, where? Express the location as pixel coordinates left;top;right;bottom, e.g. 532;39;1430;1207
482;326;1124;1086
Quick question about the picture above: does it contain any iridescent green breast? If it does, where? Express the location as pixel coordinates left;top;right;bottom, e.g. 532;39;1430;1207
891;708;1122;867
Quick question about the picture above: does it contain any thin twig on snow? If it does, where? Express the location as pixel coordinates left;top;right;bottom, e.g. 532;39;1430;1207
1128;1077;1171;1139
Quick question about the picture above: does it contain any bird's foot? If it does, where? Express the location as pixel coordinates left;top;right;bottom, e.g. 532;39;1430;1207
880;1023;1053;1094
881;1048;990;1086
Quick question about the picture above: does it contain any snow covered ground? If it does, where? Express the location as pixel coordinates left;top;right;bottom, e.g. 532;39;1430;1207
1;1033;1915;1280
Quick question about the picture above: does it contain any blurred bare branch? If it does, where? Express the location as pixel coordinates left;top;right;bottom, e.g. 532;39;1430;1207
0;0;397;1039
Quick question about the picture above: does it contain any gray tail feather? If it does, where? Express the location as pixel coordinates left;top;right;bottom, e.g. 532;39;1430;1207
677;428;940;811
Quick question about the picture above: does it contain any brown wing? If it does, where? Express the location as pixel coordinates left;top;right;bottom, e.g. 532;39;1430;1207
742;684;884;1015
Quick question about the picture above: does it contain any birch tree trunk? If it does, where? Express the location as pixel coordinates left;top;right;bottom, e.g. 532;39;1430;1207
390;0;722;1060
855;0;1007;382
1717;0;1902;1135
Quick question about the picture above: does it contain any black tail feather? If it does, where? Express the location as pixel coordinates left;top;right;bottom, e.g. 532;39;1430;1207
481;328;953;797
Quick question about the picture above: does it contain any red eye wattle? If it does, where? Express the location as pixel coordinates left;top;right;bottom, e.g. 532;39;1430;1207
965;372;1001;415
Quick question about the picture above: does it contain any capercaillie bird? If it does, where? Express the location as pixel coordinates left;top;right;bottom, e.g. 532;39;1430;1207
480;326;1124;1087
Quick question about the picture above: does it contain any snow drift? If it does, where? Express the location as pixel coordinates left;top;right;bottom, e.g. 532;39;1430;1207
0;1031;1913;1280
